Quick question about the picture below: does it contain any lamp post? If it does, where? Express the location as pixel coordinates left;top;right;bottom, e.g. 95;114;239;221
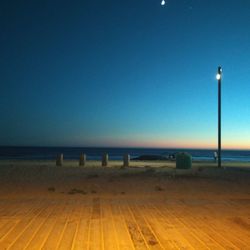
216;66;222;168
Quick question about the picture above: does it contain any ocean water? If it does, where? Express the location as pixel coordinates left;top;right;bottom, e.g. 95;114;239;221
0;146;250;162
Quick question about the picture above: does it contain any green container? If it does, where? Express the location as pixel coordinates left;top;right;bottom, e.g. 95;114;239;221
176;152;192;169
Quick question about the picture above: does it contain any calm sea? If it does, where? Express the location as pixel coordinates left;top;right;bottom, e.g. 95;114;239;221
0;146;250;162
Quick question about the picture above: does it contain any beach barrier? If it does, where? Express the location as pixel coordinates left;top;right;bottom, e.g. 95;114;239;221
79;153;86;166
176;152;192;169
56;154;63;166
102;154;108;167
123;154;130;167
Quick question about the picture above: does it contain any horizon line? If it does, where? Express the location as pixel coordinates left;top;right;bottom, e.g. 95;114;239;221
0;145;249;151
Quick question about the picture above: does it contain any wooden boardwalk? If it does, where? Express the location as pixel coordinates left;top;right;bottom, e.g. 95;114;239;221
0;196;250;249
0;162;250;249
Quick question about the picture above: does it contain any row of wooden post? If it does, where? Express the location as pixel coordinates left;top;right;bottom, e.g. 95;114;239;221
56;153;130;167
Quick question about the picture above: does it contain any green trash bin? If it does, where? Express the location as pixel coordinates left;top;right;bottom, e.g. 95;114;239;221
176;152;192;169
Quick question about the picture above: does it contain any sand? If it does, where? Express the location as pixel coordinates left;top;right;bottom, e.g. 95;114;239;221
0;160;250;249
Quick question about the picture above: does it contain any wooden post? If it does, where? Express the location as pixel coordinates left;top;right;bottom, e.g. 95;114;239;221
79;153;86;166
102;154;108;167
56;154;63;166
123;154;130;167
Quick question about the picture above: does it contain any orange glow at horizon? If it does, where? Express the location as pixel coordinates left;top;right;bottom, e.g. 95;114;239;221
101;137;250;150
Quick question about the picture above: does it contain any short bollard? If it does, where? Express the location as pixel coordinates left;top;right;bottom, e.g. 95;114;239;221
102;154;108;167
79;153;86;166
123;154;130;167
56;154;63;166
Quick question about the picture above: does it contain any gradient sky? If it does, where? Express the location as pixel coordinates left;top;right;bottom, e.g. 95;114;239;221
1;0;250;149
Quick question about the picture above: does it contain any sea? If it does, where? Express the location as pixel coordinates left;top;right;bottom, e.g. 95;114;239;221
0;146;250;162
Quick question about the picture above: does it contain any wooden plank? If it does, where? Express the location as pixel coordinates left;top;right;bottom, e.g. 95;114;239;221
154;203;229;250
111;200;136;250
72;200;92;250
57;199;80;250
0;220;18;241
41;199;75;249
139;205;178;250
8;201;57;250
0;200;46;249
25;200;67;250
127;203;163;250
180;201;249;249
146;203;198;250
101;200;119;250
88;198;104;250
119;201;148;250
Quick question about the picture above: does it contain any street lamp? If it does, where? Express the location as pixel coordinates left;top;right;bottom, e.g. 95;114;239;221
217;66;222;168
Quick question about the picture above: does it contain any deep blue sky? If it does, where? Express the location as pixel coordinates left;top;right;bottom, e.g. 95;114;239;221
1;0;250;149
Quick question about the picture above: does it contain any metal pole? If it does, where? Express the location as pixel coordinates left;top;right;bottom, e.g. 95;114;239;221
218;66;222;168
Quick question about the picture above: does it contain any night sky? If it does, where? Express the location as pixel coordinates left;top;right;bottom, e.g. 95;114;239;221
1;0;250;149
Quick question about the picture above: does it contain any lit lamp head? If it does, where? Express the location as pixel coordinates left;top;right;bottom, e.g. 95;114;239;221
216;66;222;80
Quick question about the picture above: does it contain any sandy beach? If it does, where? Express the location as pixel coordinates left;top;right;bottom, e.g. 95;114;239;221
0;160;250;249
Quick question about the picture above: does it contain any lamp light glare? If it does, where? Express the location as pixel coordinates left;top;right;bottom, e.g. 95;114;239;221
161;0;165;6
216;74;221;80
